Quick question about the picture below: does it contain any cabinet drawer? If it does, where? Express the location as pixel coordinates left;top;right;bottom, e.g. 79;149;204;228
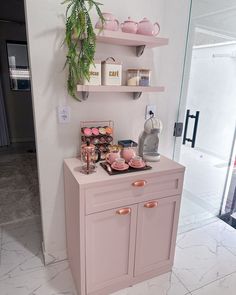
85;172;184;215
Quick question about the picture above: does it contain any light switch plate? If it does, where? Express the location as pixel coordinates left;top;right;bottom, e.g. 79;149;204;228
58;106;71;123
145;105;157;119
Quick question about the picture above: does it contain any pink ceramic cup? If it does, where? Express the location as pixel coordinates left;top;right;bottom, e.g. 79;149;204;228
114;158;125;168
130;156;143;166
106;152;120;164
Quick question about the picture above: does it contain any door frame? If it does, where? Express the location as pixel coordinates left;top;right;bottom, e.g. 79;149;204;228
219;129;236;215
173;0;194;161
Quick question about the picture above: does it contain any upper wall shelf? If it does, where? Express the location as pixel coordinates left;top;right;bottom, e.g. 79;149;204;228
95;29;169;57
77;85;165;100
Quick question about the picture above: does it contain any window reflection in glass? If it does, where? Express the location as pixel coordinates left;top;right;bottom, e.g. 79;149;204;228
7;42;31;91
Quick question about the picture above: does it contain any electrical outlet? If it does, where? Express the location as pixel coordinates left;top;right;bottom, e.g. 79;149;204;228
145;105;157;120
58;106;71;123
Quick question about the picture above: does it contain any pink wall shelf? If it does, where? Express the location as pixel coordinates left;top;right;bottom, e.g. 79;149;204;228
77;85;165;100
95;29;169;57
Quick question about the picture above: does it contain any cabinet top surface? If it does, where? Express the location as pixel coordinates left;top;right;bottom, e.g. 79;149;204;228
64;156;185;186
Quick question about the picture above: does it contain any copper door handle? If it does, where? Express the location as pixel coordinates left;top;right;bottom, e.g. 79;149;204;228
132;180;147;187
144;201;158;209
116;208;131;215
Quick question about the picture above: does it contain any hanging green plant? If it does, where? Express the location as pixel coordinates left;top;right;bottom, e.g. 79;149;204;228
62;0;104;101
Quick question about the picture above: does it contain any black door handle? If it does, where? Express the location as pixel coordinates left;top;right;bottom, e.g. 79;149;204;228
183;110;200;148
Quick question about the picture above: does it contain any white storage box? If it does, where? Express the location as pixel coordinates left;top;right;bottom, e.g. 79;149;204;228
84;60;101;86
102;57;122;86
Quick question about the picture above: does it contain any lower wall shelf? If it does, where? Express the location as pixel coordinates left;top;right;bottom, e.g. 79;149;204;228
76;85;165;100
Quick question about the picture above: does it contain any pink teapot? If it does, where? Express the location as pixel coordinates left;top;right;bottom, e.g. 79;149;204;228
137;18;160;36
121;147;136;163
121;17;138;34
95;13;119;31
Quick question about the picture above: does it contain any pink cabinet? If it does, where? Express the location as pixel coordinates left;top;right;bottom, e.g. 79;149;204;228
86;206;137;293
64;156;185;295
134;196;181;276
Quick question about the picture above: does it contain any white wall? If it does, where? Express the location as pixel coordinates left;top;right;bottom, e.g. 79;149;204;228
24;0;190;263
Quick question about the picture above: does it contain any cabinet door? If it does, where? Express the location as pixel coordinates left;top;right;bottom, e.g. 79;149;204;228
134;195;180;276
86;205;137;294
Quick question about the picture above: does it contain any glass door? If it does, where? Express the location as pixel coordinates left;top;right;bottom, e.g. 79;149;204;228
174;0;236;233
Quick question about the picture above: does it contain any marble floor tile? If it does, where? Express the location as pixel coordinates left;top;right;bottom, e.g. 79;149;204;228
0;152;40;224
0;213;236;295
202;219;236;256
173;222;236;292
178;218;218;235
111;272;189;295
0;217;44;281
178;191;216;234
191;271;236;295
0;260;77;295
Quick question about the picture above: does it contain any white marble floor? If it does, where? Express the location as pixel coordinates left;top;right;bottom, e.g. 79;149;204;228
0;217;236;295
178;146;229;231
0;152;40;224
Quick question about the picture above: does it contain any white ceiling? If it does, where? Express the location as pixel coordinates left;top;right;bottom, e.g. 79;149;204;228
192;0;236;38
192;0;236;18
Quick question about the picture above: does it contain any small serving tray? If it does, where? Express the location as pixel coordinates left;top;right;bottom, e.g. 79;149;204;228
100;162;152;176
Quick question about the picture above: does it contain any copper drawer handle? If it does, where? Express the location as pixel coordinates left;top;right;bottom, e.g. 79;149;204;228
132;180;147;187
144;201;158;209
116;208;131;215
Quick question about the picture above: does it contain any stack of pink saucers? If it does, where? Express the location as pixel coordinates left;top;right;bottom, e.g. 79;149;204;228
111;158;129;171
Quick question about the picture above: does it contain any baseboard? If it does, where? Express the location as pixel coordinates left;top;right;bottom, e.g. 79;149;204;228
42;242;67;265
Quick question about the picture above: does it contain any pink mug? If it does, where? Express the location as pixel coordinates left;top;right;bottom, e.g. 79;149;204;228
130;156;143;166
106;151;120;164
114;158;126;169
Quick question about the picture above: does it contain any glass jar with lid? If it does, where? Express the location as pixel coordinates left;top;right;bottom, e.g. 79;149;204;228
127;69;140;86
139;69;151;86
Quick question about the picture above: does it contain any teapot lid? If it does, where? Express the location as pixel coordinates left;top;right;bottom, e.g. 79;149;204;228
124;17;136;23
140;17;150;23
